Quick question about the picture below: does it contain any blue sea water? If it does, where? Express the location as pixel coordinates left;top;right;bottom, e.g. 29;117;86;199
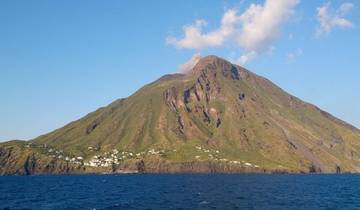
1;174;360;210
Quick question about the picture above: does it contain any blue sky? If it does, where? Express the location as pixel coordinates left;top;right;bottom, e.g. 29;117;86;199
0;0;359;141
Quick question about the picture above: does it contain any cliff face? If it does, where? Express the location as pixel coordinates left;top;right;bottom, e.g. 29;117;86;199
0;141;85;175
1;55;360;175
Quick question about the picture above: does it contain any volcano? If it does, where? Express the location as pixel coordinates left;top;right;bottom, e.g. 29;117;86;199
1;55;360;175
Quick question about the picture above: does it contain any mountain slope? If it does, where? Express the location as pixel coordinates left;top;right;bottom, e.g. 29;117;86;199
1;55;360;175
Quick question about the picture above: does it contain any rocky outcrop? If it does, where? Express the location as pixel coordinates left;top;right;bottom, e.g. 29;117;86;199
0;143;84;175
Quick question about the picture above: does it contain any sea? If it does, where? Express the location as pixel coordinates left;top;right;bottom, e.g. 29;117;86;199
1;174;360;210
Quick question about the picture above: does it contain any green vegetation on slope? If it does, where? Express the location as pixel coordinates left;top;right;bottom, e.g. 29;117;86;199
1;55;360;174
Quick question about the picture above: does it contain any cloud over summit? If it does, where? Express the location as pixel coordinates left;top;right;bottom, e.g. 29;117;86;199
177;53;202;73
167;0;300;64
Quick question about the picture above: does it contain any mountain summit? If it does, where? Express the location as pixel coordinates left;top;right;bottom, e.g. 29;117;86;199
1;55;360;175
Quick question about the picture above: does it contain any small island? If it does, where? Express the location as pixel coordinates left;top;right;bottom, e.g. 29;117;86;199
1;56;359;175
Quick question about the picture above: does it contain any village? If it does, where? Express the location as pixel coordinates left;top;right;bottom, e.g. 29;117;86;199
193;146;260;168
24;142;260;168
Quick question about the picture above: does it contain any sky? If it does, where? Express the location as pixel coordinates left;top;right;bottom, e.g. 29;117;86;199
0;0;359;141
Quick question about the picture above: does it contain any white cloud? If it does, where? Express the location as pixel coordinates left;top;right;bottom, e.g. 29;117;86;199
288;33;294;40
167;0;300;65
236;0;299;52
237;51;257;65
166;10;238;50
287;48;303;62
316;2;355;37
177;53;202;73
339;2;354;15
267;46;276;55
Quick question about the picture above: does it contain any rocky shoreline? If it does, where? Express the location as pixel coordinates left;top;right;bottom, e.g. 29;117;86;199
0;142;337;176
0;153;314;176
